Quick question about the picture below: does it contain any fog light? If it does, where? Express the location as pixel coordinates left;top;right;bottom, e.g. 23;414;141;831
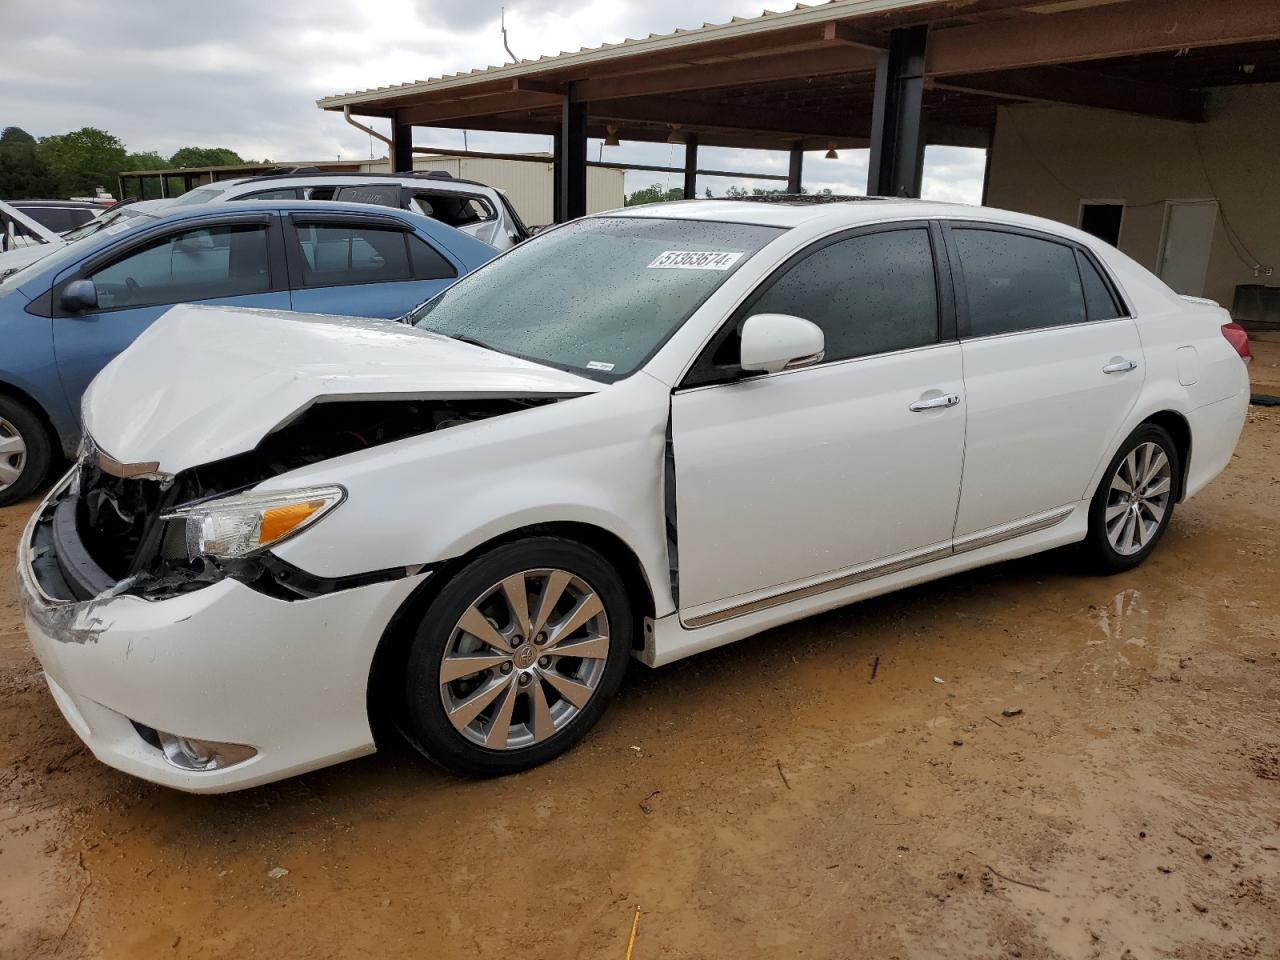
156;731;257;772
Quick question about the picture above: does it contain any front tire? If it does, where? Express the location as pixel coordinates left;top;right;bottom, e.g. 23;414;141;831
403;537;632;776
0;396;52;507
1082;423;1180;574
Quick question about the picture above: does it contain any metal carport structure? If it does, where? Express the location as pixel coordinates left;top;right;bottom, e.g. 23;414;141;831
318;0;1280;224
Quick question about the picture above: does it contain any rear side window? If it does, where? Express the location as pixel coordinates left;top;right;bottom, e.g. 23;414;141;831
407;234;457;280
291;222;452;287
1078;251;1125;321
412;193;495;228
953;229;1086;337
749;228;939;363
87;223;271;309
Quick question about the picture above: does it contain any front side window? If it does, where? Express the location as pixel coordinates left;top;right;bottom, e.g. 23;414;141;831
953;229;1087;337
749;228;939;363
411;216;782;380
293;223;413;287
88;223;270;309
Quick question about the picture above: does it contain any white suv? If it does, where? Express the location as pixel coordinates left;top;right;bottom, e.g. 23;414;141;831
167;170;530;250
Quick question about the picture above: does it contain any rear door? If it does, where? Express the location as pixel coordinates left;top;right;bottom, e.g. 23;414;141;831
671;222;966;618
50;214;290;408
943;222;1143;538
282;212;460;318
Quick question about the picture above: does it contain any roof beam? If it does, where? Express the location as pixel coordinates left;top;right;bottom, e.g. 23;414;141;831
928;0;1280;76
397;89;565;125
589;96;870;140
821;21;886;53
574;44;880;101
932;65;1206;122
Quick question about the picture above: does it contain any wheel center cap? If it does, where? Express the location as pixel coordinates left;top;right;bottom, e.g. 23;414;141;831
513;645;537;669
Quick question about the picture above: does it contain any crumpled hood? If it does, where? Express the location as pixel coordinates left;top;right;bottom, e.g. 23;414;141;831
83;304;602;473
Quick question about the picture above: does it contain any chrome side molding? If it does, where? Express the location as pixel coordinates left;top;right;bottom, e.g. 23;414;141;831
682;505;1076;629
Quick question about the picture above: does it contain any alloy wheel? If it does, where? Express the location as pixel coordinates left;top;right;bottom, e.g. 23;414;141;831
438;568;611;751
0;417;27;492
1105;441;1172;556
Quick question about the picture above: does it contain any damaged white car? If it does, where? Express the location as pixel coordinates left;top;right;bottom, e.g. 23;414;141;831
18;199;1251;792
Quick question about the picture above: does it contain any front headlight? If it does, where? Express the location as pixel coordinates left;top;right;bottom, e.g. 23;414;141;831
163;485;346;560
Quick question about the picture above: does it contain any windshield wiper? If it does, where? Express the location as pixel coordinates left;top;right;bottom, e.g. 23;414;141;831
447;333;499;353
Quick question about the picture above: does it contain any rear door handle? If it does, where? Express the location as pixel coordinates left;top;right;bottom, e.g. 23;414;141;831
909;393;961;412
1103;359;1139;374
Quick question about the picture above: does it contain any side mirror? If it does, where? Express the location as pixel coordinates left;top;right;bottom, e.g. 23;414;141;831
739;313;825;374
60;279;98;312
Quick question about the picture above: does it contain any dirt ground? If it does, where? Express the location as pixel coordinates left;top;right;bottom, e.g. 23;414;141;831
2;353;1278;960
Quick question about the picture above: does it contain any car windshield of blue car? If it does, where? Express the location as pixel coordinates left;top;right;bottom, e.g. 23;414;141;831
410;216;782;381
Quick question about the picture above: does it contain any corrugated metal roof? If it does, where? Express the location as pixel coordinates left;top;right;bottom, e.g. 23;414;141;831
317;0;938;108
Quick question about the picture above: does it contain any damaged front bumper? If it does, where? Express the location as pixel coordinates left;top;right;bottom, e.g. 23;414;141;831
17;474;430;793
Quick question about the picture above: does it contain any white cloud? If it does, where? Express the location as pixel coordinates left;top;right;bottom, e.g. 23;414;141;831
2;0;984;204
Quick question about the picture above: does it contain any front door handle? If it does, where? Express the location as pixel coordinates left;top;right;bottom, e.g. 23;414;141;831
1103;359;1139;374
909;393;961;412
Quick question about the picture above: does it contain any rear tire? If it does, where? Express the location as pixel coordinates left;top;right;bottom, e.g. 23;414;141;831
0;396;52;507
1082;423;1179;574
403;537;632;777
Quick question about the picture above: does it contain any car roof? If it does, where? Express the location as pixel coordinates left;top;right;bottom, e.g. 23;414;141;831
605;196;1100;243
11;199;107;208
215;171;498;194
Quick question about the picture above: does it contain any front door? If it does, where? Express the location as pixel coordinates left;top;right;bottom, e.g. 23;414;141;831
944;223;1145;537
671;224;966;616
52;218;289;413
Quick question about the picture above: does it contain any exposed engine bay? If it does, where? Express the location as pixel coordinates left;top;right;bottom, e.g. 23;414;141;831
31;396;563;604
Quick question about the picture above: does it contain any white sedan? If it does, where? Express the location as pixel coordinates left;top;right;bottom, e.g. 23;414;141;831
18;198;1251;792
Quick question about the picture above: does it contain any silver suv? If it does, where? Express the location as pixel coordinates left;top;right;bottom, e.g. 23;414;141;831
167;170;530;250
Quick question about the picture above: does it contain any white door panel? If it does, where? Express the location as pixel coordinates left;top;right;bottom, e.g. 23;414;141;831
672;345;966;610
1158;201;1217;297
955;320;1144;536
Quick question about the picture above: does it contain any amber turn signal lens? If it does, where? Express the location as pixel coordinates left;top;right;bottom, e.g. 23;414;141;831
259;499;327;544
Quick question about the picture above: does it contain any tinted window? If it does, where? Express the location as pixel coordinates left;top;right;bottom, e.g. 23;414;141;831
294;223;412;287
407;234;456;280
88;223;271;309
953;229;1085;337
750;228;938;363
1078;252;1124;322
22;207;87;233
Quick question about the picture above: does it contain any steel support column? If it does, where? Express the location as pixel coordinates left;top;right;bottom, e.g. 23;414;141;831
787;142;804;193
683;135;699;199
868;25;927;197
390;116;413;173
555;88;587;222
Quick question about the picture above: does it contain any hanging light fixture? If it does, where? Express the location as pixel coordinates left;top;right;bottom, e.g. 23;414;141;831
825;143;839;160
604;125;620;147
666;123;683;144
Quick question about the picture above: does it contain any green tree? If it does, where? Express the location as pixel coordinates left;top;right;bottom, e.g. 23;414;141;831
168;146;244;168
0;126;57;198
37;127;128;196
624;183;684;206
123;151;170;171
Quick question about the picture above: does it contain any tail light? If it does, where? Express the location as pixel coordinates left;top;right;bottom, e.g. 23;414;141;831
1221;322;1252;363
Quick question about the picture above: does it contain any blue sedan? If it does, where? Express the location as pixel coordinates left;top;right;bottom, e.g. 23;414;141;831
0;201;497;504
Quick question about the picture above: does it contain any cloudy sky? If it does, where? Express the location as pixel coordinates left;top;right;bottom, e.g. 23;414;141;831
2;0;985;201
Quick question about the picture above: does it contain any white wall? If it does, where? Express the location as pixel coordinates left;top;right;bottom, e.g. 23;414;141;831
985;83;1279;309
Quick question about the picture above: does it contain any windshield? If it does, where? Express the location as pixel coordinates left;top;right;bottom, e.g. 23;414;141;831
410;216;782;379
170;186;226;207
61;204;154;242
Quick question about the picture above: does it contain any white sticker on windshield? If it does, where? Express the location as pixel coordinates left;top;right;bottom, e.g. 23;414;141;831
104;221;134;236
586;360;615;372
647;250;743;271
